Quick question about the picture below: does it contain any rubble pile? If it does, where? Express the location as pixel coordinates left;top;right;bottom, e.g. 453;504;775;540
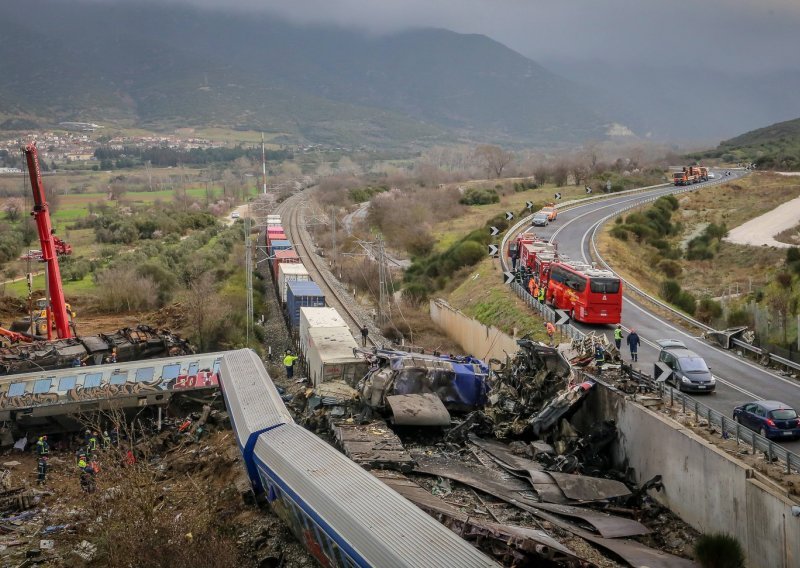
0;406;313;568
566;332;620;367
477;339;576;438
281;339;700;566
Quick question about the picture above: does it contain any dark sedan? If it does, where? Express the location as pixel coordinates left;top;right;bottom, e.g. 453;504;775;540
733;401;800;440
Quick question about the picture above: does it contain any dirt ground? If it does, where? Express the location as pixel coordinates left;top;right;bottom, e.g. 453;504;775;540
725;194;800;248
0;420;313;567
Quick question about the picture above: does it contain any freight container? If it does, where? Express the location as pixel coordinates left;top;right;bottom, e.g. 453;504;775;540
267;215;282;226
267;226;285;236
271;249;300;277
268;239;292;258
266;233;287;254
286;281;325;329
266;229;286;247
299;307;348;354
278;263;310;303
304;326;367;386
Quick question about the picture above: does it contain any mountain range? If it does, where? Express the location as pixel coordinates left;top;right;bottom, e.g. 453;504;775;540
0;1;621;148
3;2;797;149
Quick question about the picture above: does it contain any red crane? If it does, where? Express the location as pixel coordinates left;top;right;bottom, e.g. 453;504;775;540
23;143;72;340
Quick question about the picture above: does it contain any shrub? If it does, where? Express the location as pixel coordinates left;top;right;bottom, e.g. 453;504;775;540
610;226;628;241
675;291;697;315
60;257;93;282
650;239;670;251
660;279;681;303
727;308;753;328
625;212;647;225
95;267;160;311
787;247;800;263
403;282;429;306
696;297;723;324
694;533;745;568
614;216;623;225
624;223;654;241
705;223;728;240
686;242;713;260
405;231;435;257
460;187;499;205
657;259;682;278
449;241;485;268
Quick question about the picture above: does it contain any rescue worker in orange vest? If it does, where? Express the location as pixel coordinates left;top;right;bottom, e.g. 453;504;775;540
545;322;556;346
528;277;537;298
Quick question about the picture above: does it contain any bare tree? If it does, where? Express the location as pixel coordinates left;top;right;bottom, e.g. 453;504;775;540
183;272;228;352
474;145;514;178
108;182;128;201
766;273;797;345
571;163;588;187
2;198;23;221
533;166;549;186
552;164;569;187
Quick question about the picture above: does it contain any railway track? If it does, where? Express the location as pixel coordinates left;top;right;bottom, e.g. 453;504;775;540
277;193;378;347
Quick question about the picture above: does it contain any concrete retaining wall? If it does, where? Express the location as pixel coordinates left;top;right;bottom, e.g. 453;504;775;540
429;299;518;362
580;384;800;568
429;297;799;566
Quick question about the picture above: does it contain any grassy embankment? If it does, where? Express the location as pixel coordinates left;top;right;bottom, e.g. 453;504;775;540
431;183;592;344
597;173;800;330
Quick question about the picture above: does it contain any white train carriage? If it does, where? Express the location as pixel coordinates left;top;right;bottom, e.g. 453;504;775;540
218;349;499;568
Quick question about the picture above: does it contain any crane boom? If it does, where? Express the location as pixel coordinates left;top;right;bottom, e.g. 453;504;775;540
23;143;72;340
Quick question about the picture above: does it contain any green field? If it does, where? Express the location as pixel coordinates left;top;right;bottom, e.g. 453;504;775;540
2;272;95;298
0;167;260;299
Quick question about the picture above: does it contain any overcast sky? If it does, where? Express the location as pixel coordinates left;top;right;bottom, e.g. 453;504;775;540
169;0;800;74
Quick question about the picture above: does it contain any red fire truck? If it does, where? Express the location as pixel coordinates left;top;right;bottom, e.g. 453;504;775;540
545;261;623;324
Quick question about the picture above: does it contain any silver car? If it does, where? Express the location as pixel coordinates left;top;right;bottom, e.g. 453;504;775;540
531;213;549;227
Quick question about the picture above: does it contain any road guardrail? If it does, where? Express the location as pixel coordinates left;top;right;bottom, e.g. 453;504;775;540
498;174;800;474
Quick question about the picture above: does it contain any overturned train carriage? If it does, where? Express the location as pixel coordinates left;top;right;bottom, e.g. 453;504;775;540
0;325;193;376
219;349;499;568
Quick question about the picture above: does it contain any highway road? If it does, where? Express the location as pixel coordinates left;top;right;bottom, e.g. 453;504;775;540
521;172;800;453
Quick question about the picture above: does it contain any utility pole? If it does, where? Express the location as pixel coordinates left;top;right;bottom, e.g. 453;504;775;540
261;132;267;195
245;213;254;346
330;206;337;269
376;235;389;327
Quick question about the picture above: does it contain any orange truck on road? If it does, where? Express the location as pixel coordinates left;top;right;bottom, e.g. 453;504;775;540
673;166;709;186
540;203;558;221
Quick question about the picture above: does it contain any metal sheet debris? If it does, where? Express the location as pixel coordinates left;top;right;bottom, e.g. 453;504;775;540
332;420;414;471
373;470;588;566
414;456;649;539
530;381;594;436
546;472;631;502
482;340;573;437
386;394;451;426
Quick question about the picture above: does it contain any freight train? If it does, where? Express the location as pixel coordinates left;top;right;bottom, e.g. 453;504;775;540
218;348;498;568
265;215;365;385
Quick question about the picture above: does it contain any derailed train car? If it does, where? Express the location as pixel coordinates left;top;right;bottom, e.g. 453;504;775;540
358;349;491;426
219;349;499;568
0;325;193;376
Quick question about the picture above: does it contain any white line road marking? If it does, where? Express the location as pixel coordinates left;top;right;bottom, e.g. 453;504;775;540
578;208;800;400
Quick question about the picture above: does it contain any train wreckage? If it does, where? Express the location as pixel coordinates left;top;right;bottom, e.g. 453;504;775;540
0;325;193;376
267;337;699;567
